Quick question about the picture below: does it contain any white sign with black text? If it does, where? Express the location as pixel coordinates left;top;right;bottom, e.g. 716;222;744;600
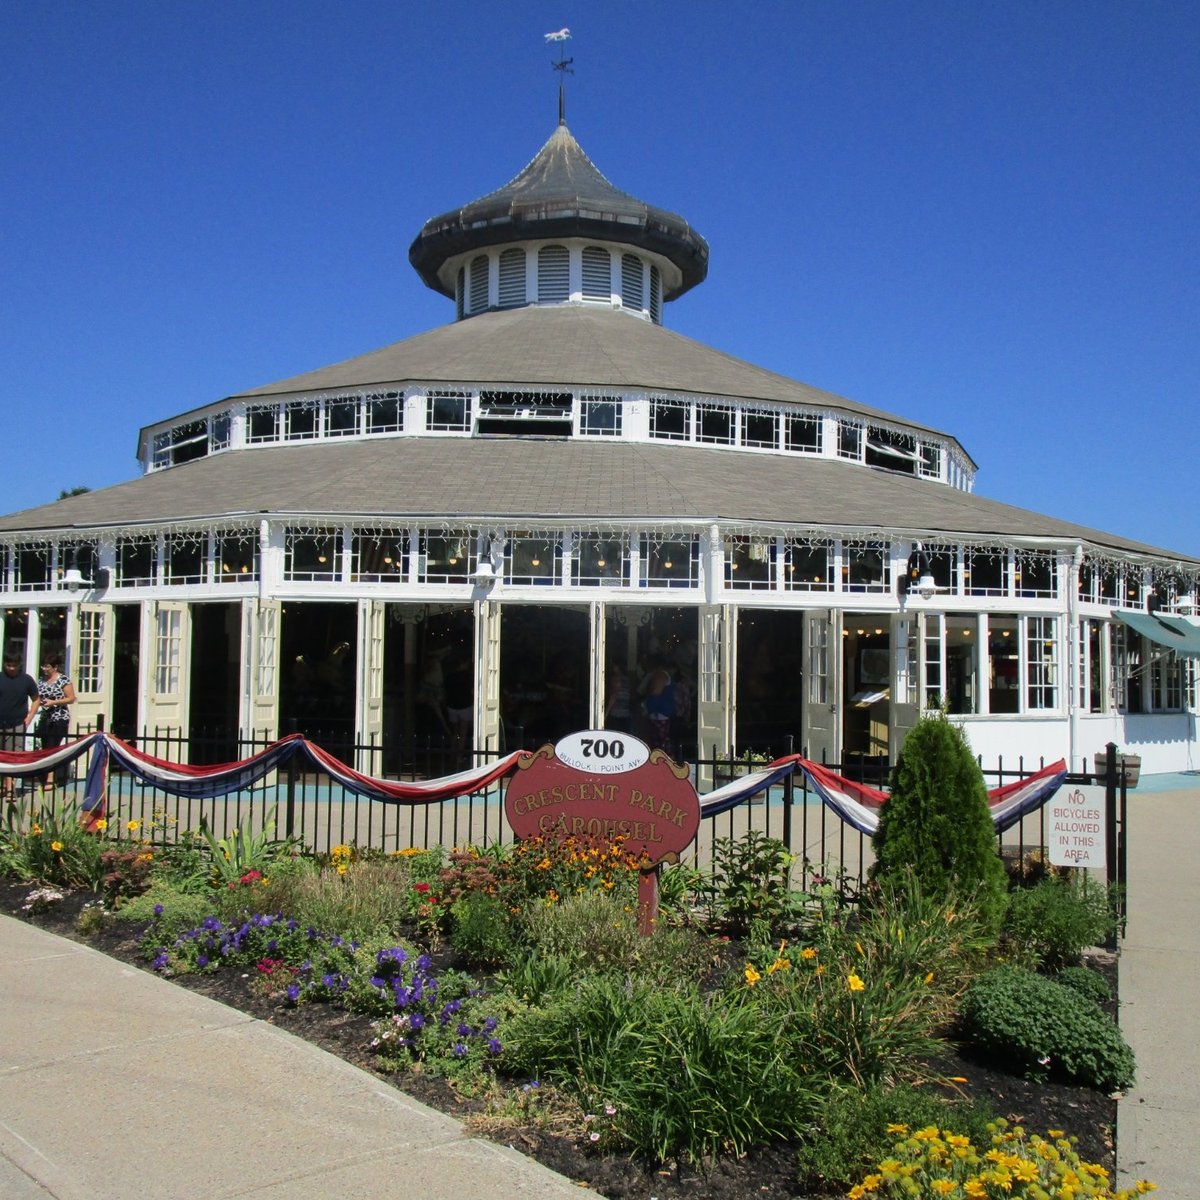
1047;787;1106;868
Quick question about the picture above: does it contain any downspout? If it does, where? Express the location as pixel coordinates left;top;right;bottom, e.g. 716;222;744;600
1067;545;1083;773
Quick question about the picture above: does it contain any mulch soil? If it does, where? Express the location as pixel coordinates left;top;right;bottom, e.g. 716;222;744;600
3;880;1119;1199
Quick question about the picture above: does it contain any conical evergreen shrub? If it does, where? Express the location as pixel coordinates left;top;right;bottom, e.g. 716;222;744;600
870;710;1007;930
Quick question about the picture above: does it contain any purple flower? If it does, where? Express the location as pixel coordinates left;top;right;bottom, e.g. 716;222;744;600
483;1016;498;1033
151;949;169;971
410;1014;425;1030
286;983;300;1003
196;954;209;968
152;903;164;916
452;1042;468;1057
486;1038;501;1055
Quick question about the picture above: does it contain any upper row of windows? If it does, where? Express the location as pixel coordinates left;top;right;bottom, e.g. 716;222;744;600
148;391;967;487
1;536;1191;610
455;245;663;322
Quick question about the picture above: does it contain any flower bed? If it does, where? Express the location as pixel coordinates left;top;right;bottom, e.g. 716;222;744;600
0;801;1150;1200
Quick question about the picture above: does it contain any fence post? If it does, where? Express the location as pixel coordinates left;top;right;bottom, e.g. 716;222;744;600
1102;741;1118;949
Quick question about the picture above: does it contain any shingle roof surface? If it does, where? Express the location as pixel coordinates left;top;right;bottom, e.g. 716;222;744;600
214;307;956;450
2;436;1192;564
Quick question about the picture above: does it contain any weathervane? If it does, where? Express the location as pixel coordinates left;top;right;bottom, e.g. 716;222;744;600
545;27;573;125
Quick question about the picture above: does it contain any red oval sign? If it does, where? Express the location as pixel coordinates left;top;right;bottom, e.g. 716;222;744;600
505;734;701;865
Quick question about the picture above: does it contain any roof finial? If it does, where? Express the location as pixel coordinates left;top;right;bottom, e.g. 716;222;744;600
545;27;573;125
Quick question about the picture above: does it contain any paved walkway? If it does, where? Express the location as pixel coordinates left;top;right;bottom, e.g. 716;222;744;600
1;778;1194;1198
1116;782;1200;1197
0;918;581;1200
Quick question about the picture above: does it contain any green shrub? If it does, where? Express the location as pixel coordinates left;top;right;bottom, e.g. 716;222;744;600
870;711;1007;931
959;965;1135;1092
1003;876;1115;969
794;1081;995;1195
450;892;517;966
702;830;799;935
502;975;820;1163
1055;964;1112;1008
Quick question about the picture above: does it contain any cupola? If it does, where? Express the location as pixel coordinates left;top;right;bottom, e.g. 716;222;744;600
408;123;708;324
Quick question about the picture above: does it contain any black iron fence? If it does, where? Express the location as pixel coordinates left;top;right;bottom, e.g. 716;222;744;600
10;722;1111;891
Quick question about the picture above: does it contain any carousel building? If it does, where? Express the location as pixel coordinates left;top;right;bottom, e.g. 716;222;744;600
3;117;1199;776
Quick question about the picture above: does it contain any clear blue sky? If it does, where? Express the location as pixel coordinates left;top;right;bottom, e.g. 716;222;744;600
4;2;1197;556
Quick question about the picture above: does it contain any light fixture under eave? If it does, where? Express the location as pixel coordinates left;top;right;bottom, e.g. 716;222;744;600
62;549;92;593
916;573;938;600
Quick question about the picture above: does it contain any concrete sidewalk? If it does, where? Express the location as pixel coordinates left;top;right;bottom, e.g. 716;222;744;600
1117;784;1200;1197
0;918;582;1200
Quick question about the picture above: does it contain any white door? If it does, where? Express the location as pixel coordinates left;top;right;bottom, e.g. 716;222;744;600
241;598;281;740
803;609;841;763
589;600;606;729
70;603;114;731
145;601;190;739
356;599;385;774
696;604;733;783
474;599;503;751
890;612;919;760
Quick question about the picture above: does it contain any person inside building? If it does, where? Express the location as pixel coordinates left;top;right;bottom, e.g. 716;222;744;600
0;651;40;801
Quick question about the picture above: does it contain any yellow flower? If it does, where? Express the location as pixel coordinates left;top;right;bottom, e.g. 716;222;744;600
847;972;866;992
855;940;865;956
800;946;817;960
95;818;108;831
766;957;791;975
744;963;761;986
30;824;42;836
924;971;935;984
931;1181;955;1196
126;820;140;832
885;1123;909;1135
51;840;64;852
336;863;347;875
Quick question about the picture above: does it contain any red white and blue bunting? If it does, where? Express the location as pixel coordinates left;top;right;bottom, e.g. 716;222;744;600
0;735;1067;836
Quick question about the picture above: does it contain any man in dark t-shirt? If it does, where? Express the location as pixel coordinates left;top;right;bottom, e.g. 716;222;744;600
0;653;40;800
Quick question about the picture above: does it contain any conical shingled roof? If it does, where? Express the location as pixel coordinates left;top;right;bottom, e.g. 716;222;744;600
409;124;708;300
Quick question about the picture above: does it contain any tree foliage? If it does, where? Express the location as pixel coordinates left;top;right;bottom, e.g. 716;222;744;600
869;710;1007;929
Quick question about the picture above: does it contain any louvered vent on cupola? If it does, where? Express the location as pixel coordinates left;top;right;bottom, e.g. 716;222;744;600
498;248;526;308
582;246;612;301
469;255;489;313
537;245;570;303
621;254;644;312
